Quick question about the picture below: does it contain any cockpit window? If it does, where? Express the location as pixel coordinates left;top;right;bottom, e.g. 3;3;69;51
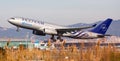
11;18;15;20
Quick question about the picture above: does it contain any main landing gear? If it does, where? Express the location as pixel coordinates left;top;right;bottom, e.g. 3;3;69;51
57;35;63;42
50;35;63;42
50;35;56;42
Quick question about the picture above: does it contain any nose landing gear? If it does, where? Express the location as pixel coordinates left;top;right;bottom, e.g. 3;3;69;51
16;26;20;32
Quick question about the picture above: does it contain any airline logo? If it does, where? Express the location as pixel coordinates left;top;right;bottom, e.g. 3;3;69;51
101;24;107;31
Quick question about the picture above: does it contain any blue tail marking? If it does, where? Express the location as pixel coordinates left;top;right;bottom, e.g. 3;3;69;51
90;18;112;34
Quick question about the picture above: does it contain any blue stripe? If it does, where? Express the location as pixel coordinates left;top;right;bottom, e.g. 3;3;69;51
73;31;84;37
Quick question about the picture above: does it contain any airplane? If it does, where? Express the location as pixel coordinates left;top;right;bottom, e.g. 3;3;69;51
8;17;112;41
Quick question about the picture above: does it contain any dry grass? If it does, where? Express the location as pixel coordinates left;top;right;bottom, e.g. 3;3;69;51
0;40;120;61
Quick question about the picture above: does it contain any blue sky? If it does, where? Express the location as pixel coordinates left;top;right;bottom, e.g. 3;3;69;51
0;0;120;27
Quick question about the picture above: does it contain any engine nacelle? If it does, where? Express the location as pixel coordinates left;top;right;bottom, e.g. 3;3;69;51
33;30;46;36
44;28;57;35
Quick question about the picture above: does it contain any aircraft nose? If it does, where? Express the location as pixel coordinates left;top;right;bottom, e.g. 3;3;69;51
8;18;15;23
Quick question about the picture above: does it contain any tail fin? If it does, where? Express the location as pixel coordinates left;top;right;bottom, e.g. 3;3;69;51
90;18;112;34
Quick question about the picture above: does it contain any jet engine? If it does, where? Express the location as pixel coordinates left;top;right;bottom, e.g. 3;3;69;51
33;30;46;36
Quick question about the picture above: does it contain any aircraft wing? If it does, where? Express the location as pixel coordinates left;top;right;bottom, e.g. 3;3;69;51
56;24;97;34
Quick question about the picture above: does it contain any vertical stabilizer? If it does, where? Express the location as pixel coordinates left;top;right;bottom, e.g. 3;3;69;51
90;18;112;34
